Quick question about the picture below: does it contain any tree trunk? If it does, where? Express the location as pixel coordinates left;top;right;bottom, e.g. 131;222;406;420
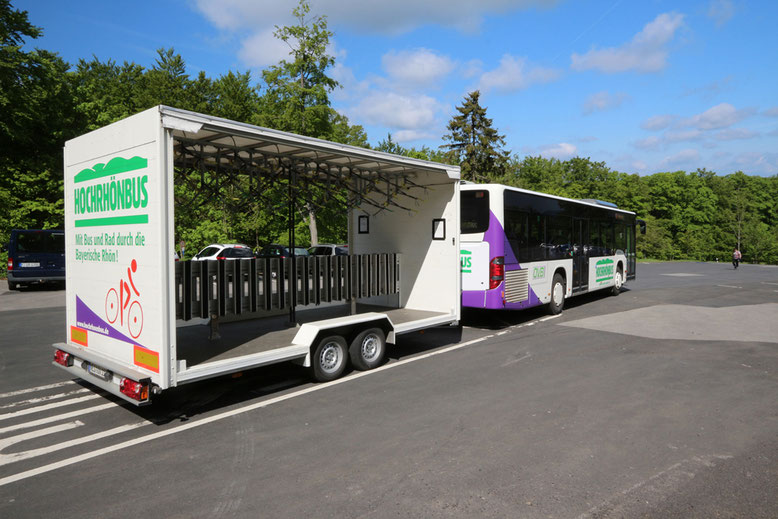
306;202;318;247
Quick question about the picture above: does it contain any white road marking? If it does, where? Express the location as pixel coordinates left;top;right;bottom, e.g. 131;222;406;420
575;455;733;519
0;420;148;467
0;394;103;422
0;381;76;399
0;313;556;487
716;284;741;289
502;353;532;367
0;388;91;409
0;402;117;435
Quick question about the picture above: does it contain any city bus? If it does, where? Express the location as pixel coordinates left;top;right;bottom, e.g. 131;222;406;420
460;183;642;314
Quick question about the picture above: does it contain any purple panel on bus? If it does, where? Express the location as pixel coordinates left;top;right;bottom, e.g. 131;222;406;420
462;210;543;310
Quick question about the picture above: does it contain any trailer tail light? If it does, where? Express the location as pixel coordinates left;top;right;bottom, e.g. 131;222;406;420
489;256;504;289
7;258;12;271
54;349;73;367
120;378;149;401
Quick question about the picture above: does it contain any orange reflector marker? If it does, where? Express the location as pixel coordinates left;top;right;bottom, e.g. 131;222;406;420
70;326;88;347
133;345;159;373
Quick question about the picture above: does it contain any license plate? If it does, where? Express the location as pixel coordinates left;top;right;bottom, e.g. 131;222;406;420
19;262;40;267
87;363;111;381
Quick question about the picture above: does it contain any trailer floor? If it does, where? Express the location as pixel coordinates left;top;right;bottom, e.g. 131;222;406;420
176;304;447;367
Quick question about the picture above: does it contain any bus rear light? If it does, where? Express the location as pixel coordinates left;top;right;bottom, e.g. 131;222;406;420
120;378;149;401
489;256;504;289
54;349;73;367
7;258;12;271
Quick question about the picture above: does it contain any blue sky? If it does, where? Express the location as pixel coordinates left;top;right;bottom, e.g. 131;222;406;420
16;0;778;176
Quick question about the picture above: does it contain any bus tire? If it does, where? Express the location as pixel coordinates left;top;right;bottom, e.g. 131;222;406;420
312;335;348;382
611;267;623;296
548;273;565;315
349;327;386;371
8;282;19;291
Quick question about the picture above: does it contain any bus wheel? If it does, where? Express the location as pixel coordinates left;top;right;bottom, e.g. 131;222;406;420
312;335;348;382
8;282;19;291
349;327;386;371
611;268;623;296
548;273;565;315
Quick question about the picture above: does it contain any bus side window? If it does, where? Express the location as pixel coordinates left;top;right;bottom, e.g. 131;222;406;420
602;220;614;255
528;214;544;261
546;215;572;260
589;221;600;257
504;208;527;262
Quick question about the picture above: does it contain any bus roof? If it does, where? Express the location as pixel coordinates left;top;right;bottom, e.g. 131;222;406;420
460;182;636;216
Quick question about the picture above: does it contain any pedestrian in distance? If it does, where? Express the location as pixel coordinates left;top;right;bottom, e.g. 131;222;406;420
732;247;741;269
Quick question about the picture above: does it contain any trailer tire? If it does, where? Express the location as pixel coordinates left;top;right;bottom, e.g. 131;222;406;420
312;335;348;382
548;273;565;315
349;327;386;371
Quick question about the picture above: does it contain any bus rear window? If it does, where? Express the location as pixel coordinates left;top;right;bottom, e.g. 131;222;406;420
461;190;490;233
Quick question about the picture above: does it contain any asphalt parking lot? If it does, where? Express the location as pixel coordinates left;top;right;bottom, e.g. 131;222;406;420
0;262;777;518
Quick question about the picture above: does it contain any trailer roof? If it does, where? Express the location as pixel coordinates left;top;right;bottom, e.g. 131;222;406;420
160;106;459;181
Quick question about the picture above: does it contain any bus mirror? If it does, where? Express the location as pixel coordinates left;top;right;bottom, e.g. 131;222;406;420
637;219;646;235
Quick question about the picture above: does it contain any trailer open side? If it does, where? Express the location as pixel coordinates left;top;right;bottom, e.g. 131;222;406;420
54;106;461;405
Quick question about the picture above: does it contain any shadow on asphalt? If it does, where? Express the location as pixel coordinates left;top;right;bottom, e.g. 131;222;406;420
70;287;630;425
93;321;468;425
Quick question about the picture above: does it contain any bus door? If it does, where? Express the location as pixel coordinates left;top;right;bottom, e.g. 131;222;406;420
572;218;589;291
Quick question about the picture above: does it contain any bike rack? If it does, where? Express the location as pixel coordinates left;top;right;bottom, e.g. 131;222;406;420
173;254;399;321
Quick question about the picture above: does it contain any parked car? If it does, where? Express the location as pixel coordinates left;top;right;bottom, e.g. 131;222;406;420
6;229;66;290
308;244;348;256
257;244;310;258
191;243;255;261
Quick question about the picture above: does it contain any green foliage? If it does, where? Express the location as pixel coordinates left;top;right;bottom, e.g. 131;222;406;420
2;0;778;272
442;90;509;182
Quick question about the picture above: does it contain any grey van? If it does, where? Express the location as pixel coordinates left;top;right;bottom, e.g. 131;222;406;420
6;229;66;290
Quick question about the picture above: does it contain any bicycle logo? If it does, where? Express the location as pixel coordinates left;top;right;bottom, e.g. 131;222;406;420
105;258;144;339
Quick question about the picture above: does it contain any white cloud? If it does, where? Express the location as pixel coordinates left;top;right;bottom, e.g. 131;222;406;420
729;152;778;175
583;91;629;114
633;136;661;151
382;49;456;88
714;128;759;141
708;0;735;27
478;54;561;93
571;12;685;73
539;142;577;160
237;28;293;68
683;103;753;130
194;0;558;35
762;107;778;117
641;114;675;131
664;129;704;142
660;148;700;168
347;91;443;130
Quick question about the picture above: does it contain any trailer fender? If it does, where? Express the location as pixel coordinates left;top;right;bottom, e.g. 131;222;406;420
292;312;395;368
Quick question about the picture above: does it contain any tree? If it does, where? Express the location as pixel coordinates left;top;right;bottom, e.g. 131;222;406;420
441;90;508;182
0;0;79;255
260;0;341;247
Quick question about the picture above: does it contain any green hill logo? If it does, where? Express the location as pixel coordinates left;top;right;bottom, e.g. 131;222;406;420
73;156;149;228
595;258;614;284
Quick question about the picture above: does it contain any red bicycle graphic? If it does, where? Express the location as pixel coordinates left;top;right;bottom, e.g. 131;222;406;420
105;259;144;339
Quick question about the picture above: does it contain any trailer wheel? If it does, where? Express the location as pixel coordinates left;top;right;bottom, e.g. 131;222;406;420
548;273;565;315
349;328;386;371
312;335;348;382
